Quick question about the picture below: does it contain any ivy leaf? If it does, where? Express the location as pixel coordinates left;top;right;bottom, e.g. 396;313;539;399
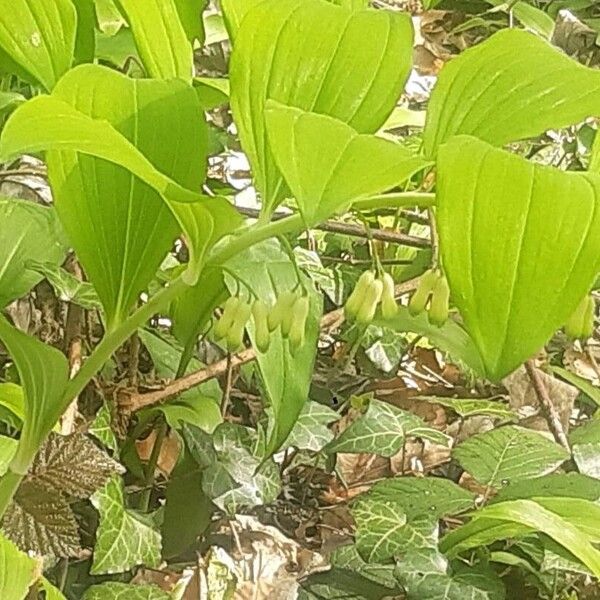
417;397;516;421
331;545;397;588
0;531;38;600
230;0;413;214
326;398;450;456
89;402;119;454
27;261;101;310
0;316;69;474
3;480;81;557
423;29;600;156
83;582;170;600
0;199;67;308
453;426;569;489
265;103;431;225
283;402;339;452
29;433;124;499
299;568;402;600
225;240;322;453
116;0;193;81
0;0;76;90
91;476;161;575
437;136;600;380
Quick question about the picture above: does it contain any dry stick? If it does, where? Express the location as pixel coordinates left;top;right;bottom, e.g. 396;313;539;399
234;206;429;249
524;359;571;452
123;278;419;414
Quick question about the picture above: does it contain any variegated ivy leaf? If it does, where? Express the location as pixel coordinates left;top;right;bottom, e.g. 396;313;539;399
89;402;119;454
283;402;339;452
91;476;161;575
83;582;170;600
326;398;450;457
29;432;124;498
453;426;569;489
2;480;81;557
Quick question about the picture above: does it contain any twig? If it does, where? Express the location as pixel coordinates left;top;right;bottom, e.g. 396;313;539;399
122;278;420;413
234;206;429;249
139;419;168;512
524;360;571;452
221;353;234;417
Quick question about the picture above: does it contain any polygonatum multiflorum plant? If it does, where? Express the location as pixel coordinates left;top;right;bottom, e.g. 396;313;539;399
1;0;600;598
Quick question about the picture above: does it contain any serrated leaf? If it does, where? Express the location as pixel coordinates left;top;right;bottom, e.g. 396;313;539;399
29;433;123;499
230;0;413;213
225;240;322;453
83;582;170;600
441;499;600;578
0;69;240;324
437;135;600;380
91;476;161;574
423;29;600;156
327;398;450;456
284;402;338;452
0;0;76;90
3;480;80;557
0;316;69;474
265;103;430;225
0;199;67;308
116;0;193;81
0;531;38;600
453;426;568;489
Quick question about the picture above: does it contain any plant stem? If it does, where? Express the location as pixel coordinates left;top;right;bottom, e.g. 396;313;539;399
0;469;23;518
139;419;167;512
352;191;435;211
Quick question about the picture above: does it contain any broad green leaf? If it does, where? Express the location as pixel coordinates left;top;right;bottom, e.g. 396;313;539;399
299;568;402;600
91;476;161;574
174;0;207;44
453;426;568;489
0;382;25;425
417;396;516;420
0;532;38;600
0;74;239;320
230;0;413;213
46;64;205;328
0;316;69;473
194;77;230;110
265;103;431;225
441;499;600;577
225;240;322;453
0;0;77;90
0;92;25;116
485;0;555;39
327;397;450;456
377;306;485;376
0;198;67;308
41;578;67;600
437;136;600;380
534;497;600;543
283;402;339;452
331;545;397;588
115;0;193;80
423;29;600;156
83;582;169;600
220;0;262;40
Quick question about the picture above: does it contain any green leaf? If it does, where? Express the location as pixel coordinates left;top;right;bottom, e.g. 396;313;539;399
453;426;568;489
0;531;38;600
265;102;430;225
283;401;339;452
550;366;600;407
115;0;193;80
0;0;77;90
437;135;600;380
423;29;600;156
83;582;170;600
40;578;67;600
89;402;119;453
377;306;486;376
441;499;600;577
485;0;555;39
0;70;239;321
230;0;413;213
331;545;397;588
572;443;600;479
417;396;516;420
327;397;450;456
0;315;69;473
225;240;322;453
27;261;101;310
174;0;207;44
91;476;161;574
299;568;402;600
0;199;67;308
0;437;17;476
0;382;25;426
72;0;96;64
493;473;600;504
